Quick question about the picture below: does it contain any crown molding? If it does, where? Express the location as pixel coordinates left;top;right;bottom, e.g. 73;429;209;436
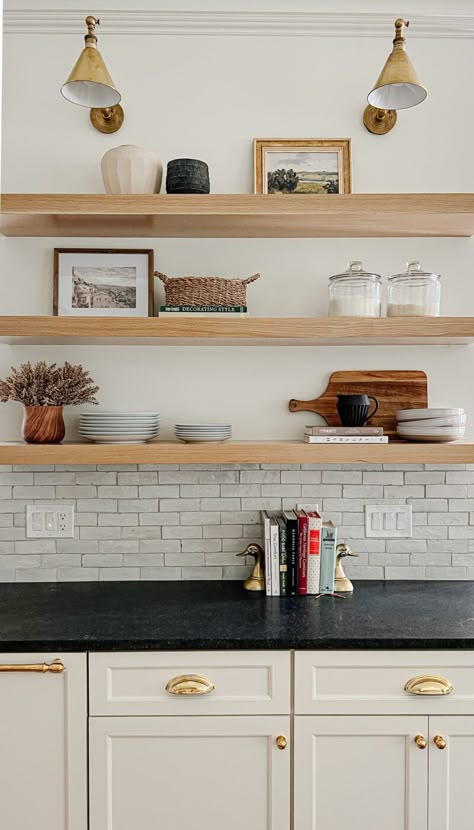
3;10;474;38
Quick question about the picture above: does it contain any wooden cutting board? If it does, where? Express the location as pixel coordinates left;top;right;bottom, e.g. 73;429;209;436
289;370;428;437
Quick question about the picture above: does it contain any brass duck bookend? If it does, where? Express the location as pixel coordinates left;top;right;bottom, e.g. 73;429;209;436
335;543;359;593
236;543;265;591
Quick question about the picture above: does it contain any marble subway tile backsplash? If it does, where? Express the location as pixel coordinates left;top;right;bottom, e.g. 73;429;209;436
0;463;473;582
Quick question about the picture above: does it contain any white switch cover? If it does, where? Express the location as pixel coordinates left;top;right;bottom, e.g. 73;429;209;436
365;504;412;538
26;504;74;538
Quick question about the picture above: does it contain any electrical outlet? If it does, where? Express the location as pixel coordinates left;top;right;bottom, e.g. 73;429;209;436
26;505;74;538
365;504;412;538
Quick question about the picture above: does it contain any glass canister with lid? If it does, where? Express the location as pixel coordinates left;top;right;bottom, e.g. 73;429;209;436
328;261;382;317
387;261;441;317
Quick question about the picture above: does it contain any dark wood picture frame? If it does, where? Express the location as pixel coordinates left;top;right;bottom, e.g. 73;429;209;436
53;248;155;316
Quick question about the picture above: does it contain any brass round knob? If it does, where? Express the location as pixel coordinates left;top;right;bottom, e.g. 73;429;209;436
276;735;287;750
414;734;427;750
434;735;447;750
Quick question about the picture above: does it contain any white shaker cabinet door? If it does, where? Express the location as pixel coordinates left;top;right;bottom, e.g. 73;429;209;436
429;716;474;830
0;652;87;830
90;715;291;830
294;715;429;830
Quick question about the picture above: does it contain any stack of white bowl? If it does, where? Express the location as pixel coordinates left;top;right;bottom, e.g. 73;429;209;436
175;423;232;443
396;408;466;443
79;411;160;444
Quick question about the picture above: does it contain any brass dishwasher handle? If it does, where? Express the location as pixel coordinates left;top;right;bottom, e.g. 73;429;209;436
434;735;447;750
0;659;65;674
404;675;453;696
165;674;215;696
414;735;427;750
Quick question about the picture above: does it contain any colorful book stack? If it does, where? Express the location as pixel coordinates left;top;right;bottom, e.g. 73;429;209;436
262;506;338;597
304;425;388;444
159;305;247;317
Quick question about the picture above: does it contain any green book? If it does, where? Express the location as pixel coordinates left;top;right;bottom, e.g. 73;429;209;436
320;522;338;594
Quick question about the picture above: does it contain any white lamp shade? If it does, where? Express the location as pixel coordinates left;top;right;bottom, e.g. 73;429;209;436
368;82;427;110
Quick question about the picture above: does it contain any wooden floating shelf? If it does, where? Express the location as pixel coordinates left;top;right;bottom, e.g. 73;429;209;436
2;193;474;238
0;441;472;465
0;316;473;346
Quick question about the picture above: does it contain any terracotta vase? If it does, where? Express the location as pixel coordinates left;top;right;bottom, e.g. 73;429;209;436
22;406;66;444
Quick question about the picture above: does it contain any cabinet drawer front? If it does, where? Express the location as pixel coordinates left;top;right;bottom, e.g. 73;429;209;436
90;651;291;715
295;651;474;715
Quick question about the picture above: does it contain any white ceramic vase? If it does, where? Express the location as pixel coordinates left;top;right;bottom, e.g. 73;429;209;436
101;145;163;194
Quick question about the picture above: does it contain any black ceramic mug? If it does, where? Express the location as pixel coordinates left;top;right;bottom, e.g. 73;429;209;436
336;394;379;427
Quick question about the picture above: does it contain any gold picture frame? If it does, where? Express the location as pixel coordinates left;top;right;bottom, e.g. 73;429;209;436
254;138;352;195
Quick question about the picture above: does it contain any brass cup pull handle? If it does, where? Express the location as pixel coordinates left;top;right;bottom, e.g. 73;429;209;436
165;674;215;696
276;735;287;750
0;659;65;674
404;675;453;696
414;734;427;750
434;735;447;750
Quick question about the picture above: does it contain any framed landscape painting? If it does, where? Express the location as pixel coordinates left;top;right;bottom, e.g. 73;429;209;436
254;138;351;195
53;249;154;317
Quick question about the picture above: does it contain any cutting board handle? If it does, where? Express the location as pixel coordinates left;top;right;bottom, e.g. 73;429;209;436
289;398;315;413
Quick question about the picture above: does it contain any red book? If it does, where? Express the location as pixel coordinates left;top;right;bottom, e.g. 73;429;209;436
296;510;309;595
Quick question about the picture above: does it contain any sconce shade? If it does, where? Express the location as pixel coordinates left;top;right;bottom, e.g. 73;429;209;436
61;46;121;108
368;49;426;110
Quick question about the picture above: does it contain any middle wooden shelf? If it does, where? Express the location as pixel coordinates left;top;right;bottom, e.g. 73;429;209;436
0;316;473;346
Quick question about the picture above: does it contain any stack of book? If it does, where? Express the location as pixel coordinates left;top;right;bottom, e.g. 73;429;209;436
262;506;338;597
304;425;388;443
159;305;247;317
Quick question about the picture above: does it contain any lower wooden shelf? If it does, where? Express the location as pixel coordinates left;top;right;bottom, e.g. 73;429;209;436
0;316;473;345
0;440;472;465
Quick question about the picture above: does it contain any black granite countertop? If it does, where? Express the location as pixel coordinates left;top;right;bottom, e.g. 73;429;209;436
1;580;474;652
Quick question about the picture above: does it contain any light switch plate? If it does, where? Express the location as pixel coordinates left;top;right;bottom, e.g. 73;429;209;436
26;504;74;538
365;504;412;538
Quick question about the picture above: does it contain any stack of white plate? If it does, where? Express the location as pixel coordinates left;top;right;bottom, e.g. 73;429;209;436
79;411;160;444
175;423;232;443
396;408;466;443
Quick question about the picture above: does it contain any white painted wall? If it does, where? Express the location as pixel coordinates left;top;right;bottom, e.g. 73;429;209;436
1;1;473;442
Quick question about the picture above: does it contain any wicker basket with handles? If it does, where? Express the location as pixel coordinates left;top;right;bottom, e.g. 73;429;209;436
155;271;260;307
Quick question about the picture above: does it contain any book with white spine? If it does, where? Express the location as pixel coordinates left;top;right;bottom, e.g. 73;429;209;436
305;510;322;595
262;511;272;596
269;515;281;596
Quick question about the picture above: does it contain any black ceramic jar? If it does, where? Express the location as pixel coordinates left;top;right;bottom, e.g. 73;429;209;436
166;158;210;194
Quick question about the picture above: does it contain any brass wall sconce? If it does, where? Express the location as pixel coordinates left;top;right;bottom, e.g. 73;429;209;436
61;15;124;134
363;18;426;135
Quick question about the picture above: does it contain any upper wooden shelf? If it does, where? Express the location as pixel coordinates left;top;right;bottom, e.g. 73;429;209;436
2;193;474;238
0;316;473;345
0;441;472;465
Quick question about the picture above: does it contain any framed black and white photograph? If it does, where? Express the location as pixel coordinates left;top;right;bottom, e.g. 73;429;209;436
53;249;154;317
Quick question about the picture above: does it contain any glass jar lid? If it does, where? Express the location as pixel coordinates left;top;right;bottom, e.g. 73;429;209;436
329;260;382;283
388;260;441;283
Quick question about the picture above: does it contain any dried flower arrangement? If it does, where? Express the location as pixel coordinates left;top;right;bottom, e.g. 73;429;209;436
0;361;99;406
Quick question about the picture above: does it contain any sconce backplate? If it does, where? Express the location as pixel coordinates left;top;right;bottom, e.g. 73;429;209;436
90;104;124;134
363;104;397;135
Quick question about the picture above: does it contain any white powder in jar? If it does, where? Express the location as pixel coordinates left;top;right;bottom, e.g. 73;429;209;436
329;296;381;317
